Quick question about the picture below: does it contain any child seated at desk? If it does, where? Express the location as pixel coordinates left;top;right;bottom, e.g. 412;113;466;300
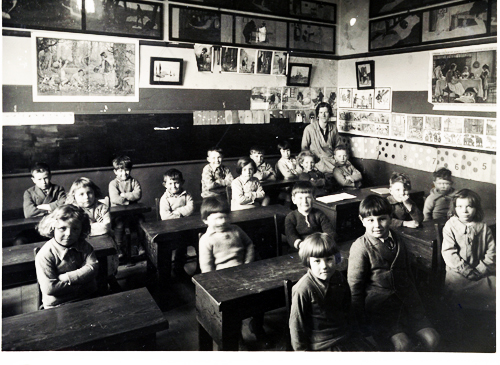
198;197;268;344
289;232;373;351
201;147;234;199
332;145;362;189
423;167;455;221
285;181;336;251
276;140;299;180
109;155;145;261
35;205;99;309
231;157;270;211
388;172;423;228
159;168;195;277
348;195;440;351
297;151;327;191
250;146;276;182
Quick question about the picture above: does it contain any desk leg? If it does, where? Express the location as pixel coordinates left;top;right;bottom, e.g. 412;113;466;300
198;323;213;351
157;243;173;290
219;316;240;351
97;256;109;294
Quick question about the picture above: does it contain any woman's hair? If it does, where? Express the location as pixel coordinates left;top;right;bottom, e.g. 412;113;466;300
297;150;319;167
299;233;340;268
37;204;91;239
359;195;392;218
235;157;257;175
449;189;484;222
200;196;230;220
65;177;103;205
315;102;333;119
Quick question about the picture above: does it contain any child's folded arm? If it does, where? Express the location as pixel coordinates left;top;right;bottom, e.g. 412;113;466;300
35;253;76;296
90;205;111;236
332;168;354;187
23;191;44;218
254;183;265;200
407;199;424;223
350;164;363;182
201;167;219;190
441;224;474;277
476;226;496;275
122;180;142;202
232;181;255;204
65;251;99;285
175;194;195;217
49;186;67;211
159;196;179;220
109;181;129;205
423;196;436;221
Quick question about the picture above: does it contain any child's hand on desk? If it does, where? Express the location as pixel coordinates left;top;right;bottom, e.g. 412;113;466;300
37;204;51;211
466;268;483;281
58;273;70;283
403;220;419;228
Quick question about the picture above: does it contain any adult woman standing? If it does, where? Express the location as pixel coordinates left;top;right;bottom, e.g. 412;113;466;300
301;102;342;173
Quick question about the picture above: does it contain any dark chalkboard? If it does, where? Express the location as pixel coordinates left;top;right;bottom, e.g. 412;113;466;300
2;114;305;174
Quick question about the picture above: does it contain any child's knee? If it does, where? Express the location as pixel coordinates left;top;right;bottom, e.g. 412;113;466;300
390;332;412;351
416;327;440;350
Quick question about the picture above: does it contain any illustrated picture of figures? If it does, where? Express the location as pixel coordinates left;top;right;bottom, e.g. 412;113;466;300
464;118;485;134
85;0;162;39
234;16;287;48
221;47;238;72
425;116;442;131
289;1;336;23
271;51;287;76
422;1;488;43
356;61;375;89
443;132;463;145
407;115;424;140
170;5;233;43
194;44;213;72
443;117;464;133
370;13;422;50
369;0;422;18
352;90;374;109
34;34;138;102
464;133;483;148
431;48;496;104
256;50;273;75
325;87;337;114
250;87;282;110
484;135;496;149
288;22;335;53
282;87;322;109
374;87;391;110
391;114;406;139
486;119;496;135
338;88;353;108
238;48;256;74
2;0;81;31
424;130;442;144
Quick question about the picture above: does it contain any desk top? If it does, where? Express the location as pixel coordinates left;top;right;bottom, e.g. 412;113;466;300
192;253;305;310
210;178;299;194
2;287;168;351
3;235;117;273
141;204;291;242
2;216;43;231
109;202;151;216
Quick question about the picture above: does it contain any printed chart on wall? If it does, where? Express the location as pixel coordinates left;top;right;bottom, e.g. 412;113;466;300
429;44;497;111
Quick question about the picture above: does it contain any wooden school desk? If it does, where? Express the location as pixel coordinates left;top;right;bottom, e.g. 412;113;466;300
314;186;425;241
140;205;291;289
209;178;299;195
2;235;117;289
109;202;152;217
2;287;169;351
2;216;43;246
192;253;306;351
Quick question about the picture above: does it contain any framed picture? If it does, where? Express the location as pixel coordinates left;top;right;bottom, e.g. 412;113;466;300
489;0;497;34
287;63;312;86
149;57;183;85
288;1;336;24
374;87;392;110
356;61;375;90
256;50;273;75
32;32;139;102
234;16;288;49
238;48;257;74
85;0;163;40
2;0;82;32
369;12;422;51
178;0;235;7
271;51;287;76
369;0;422;18
221;46;238;72
338;88;353;108
194;44;213;72
422;1;489;44
288;22;335;54
169;5;233;44
233;0;289;17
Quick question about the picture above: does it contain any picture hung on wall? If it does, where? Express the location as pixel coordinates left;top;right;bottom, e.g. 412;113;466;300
338;88;353;108
179;0;235;7
85;0;163;40
256;50;273;75
194;44;214;72
282;87;323;109
271;51;287;76
288;22;335;54
1;0;82;32
490;0;497;34
422;1;489;44
429;45;496;111
369;12;422;51
149;57;183;85
356;61;375;90
324;87;337;115
234;16;288;49
352;89;374;109
369;0;423;18
233;0;288;17
287;63;312;86
238;48;256;74
221;46;238;72
250;87;283;110
32;32;139;102
288;1;337;24
169;5;233;44
374;87;392;110
407;115;425;141
391;114;407;140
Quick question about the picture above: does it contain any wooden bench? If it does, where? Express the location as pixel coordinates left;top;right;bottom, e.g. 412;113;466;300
2;287;169;351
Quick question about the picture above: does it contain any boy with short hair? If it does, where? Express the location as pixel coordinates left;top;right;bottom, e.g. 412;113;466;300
388;172;423;228
160;168;195;276
348;195;440;351
108;155;144;260
201;147;234;199
23;162;67;218
285;181;336;251
276;140;299;180
423;168;455;221
332;145;363;188
249;146;276;181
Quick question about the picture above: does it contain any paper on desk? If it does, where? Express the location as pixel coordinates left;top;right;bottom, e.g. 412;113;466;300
370;188;390;195
317;193;357;203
